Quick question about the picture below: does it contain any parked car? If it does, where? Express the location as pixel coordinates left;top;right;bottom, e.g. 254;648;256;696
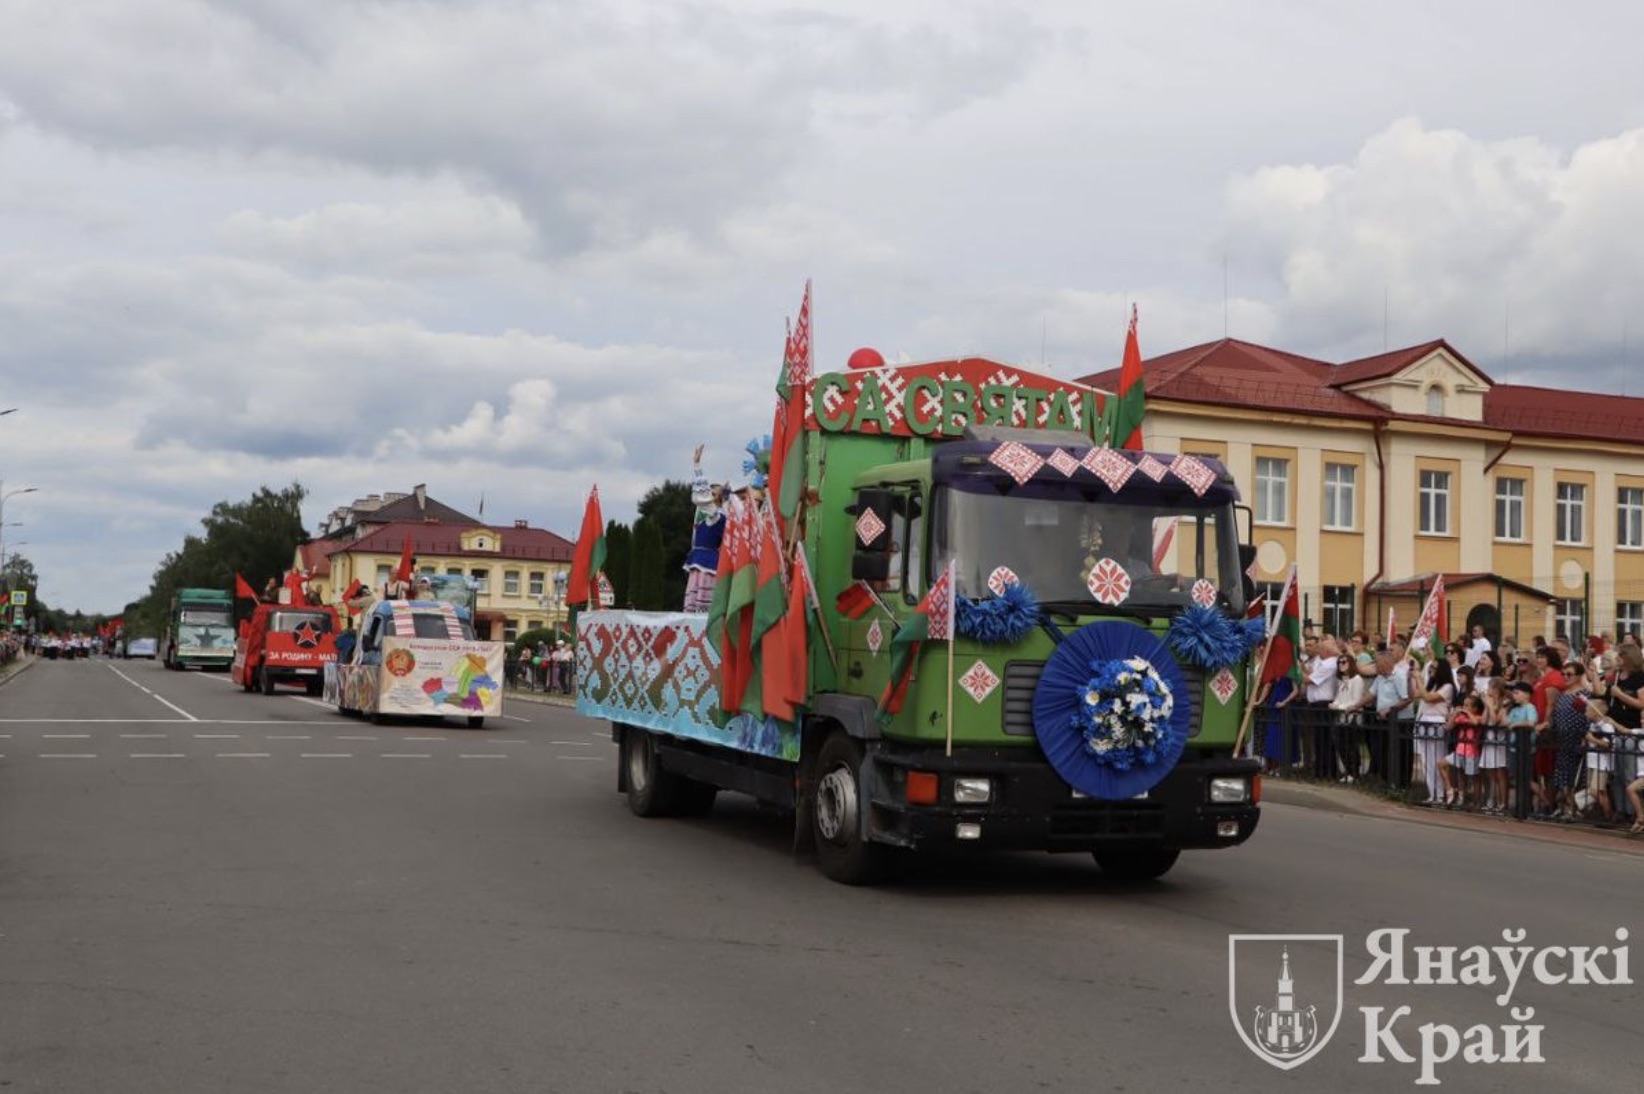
126;637;158;659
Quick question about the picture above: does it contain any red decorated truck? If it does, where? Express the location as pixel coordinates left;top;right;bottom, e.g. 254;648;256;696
232;603;340;696
579;353;1263;884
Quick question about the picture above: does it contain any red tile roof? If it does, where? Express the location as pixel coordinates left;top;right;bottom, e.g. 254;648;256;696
335;521;574;564
1077;336;1644;446
298;538;341;577
1366;572;1552;600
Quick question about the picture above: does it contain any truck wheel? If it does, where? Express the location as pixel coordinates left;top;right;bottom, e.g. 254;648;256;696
259;666;275;696
1093;848;1180;881
811;734;891;885
622;728;681;817
306;679;322;698
466;716;485;729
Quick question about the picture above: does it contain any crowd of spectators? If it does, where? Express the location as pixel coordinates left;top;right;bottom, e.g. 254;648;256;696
1253;625;1644;833
507;639;574;695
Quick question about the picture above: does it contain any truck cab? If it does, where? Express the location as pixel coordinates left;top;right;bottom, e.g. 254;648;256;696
232;603;340;696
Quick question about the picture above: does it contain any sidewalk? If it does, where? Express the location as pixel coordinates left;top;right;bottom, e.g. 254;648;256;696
1262;775;1644;855
505;686;575;709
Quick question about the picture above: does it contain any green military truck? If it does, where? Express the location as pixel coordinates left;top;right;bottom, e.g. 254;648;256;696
163;587;236;671
578;357;1262;883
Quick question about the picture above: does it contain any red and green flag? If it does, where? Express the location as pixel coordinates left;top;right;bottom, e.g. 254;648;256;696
1408;574;1447;660
1258;564;1303;688
879;560;956;718
767;280;812;538
566;485;607;608
1110;304;1146;450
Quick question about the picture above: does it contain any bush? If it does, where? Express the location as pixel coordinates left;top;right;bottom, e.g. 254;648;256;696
512;627;570;658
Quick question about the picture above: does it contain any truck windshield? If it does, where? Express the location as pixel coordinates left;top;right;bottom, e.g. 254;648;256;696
409;614;476;641
179;608;232;626
932;486;1246;613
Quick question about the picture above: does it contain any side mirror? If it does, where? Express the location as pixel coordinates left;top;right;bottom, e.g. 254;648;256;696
849;488;896;583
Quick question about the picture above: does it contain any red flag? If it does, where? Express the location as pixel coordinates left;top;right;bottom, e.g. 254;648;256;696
393;535;415;586
566;486;607;608
1112;304;1146;450
1258;565;1303;688
1409;575;1448;659
341;578;366;613
768;281;812;538
234;572;258;602
835;581;877;620
926;559;956;642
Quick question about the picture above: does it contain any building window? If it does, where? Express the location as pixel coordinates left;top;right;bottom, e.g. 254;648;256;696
1254;457;1289;525
1619;488;1644;549
1426;385;1446;416
503;570;521;596
446;566;463;577
1556;482;1586;545
1322;463;1356;530
1254;581;1285;630
374;563;391;587
1321;584;1355;638
1618;602;1644;642
504;618;519;643
1554;597;1585;642
471;568;489;593
1494;477;1525;541
1418;469;1451;535
529;571;545;597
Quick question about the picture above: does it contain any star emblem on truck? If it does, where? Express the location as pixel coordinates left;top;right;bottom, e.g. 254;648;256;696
292;622;321;648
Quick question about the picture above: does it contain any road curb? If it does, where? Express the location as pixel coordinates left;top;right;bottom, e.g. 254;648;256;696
1264;777;1644;855
0;654;36;689
504;688;575;709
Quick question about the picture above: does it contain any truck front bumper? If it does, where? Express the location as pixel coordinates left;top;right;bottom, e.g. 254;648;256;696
865;745;1260;853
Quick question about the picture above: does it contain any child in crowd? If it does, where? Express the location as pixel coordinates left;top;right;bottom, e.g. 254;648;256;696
1479;678;1512;814
1441;692;1484;808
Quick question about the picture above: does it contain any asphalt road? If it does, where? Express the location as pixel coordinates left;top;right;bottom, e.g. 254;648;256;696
1;657;1640;1093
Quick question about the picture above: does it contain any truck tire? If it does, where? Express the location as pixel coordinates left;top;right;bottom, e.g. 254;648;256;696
1093;848;1180;881
259;665;275;696
466;716;485;729
306;678;322;698
810;733;892;885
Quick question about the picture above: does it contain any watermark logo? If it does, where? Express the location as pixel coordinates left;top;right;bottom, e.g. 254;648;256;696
1229;934;1344;1070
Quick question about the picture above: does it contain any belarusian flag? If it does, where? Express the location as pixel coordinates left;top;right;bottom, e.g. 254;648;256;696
566;485;607;608
767;281;812;538
1110;304;1146;450
762;547;815;722
1408;574;1447;659
1258;564;1303;688
879;560;956;717
749;503;786;650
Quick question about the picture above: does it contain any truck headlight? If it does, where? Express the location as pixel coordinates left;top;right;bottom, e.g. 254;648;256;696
953;777;993;804
1209;777;1250;804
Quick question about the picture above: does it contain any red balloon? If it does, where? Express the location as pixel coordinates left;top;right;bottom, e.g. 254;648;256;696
847;347;885;370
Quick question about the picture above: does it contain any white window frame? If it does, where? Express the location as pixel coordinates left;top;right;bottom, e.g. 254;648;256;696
1426;385;1446;416
470;568;490;593
1556;482;1586;545
1554;597;1584;643
1619;487;1644;549
1494;477;1525;541
1616;602;1644;641
1322;463;1356;531
1418;469;1451;536
1254;457;1289;525
528;571;546;597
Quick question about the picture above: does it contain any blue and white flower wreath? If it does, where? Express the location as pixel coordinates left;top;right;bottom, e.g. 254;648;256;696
1074;656;1177;770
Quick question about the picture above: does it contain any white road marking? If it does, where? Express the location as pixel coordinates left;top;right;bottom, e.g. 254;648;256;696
404;736;446;742
500;714;532;723
291;697;332;710
43;733;91;738
0;719;187;724
194;733;240;739
300;753;353;758
550;740;593;746
458;754;508;760
490;739;526;744
556;756;603;762
217;752;271;758
108;664;200;721
381;753;431;759
265;735;311;740
40;753;98;759
337;735;377;741
131;753;187;759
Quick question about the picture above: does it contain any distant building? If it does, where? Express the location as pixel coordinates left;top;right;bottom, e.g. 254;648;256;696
294;486;574;642
1080;338;1644;643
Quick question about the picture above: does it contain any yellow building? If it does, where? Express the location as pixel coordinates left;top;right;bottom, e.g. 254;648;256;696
291;487;574;642
1080;338;1644;645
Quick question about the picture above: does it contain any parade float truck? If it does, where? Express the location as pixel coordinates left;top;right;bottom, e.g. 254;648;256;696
578;357;1263;884
326;583;504;728
162;587;236;671
232;603;341;697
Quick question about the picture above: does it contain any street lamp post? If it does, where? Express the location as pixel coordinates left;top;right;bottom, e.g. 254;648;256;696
0;484;37;584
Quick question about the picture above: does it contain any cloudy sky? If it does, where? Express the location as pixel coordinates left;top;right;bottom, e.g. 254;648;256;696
4;1;1644;614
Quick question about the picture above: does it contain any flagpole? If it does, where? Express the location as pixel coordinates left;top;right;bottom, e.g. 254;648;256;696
943;560;957;757
1233;639;1273;758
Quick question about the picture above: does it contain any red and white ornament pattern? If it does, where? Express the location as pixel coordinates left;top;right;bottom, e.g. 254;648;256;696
1209;667;1239;706
1081;446;1135;493
1135;453;1169;481
958;660;1001;704
854;508;886;547
986;566;1020;596
866;619;884;656
1170;454;1216;497
1045;448;1081;477
1190;579;1218;608
988;441;1045;485
1086;558;1132;605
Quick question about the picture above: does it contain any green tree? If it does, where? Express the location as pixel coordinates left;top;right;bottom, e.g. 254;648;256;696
636;479;692;609
629;518;665;610
603;520;633;608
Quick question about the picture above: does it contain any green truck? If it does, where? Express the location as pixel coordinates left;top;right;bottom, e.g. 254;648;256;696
162;587;236;671
578;357;1262;883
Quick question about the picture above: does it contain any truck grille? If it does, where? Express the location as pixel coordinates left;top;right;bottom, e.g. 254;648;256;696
1001;659;1204;738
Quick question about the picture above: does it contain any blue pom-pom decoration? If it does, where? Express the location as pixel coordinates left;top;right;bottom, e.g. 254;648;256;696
1166;603;1252;671
956;581;1041;645
1240;615;1267;653
741;435;772;489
